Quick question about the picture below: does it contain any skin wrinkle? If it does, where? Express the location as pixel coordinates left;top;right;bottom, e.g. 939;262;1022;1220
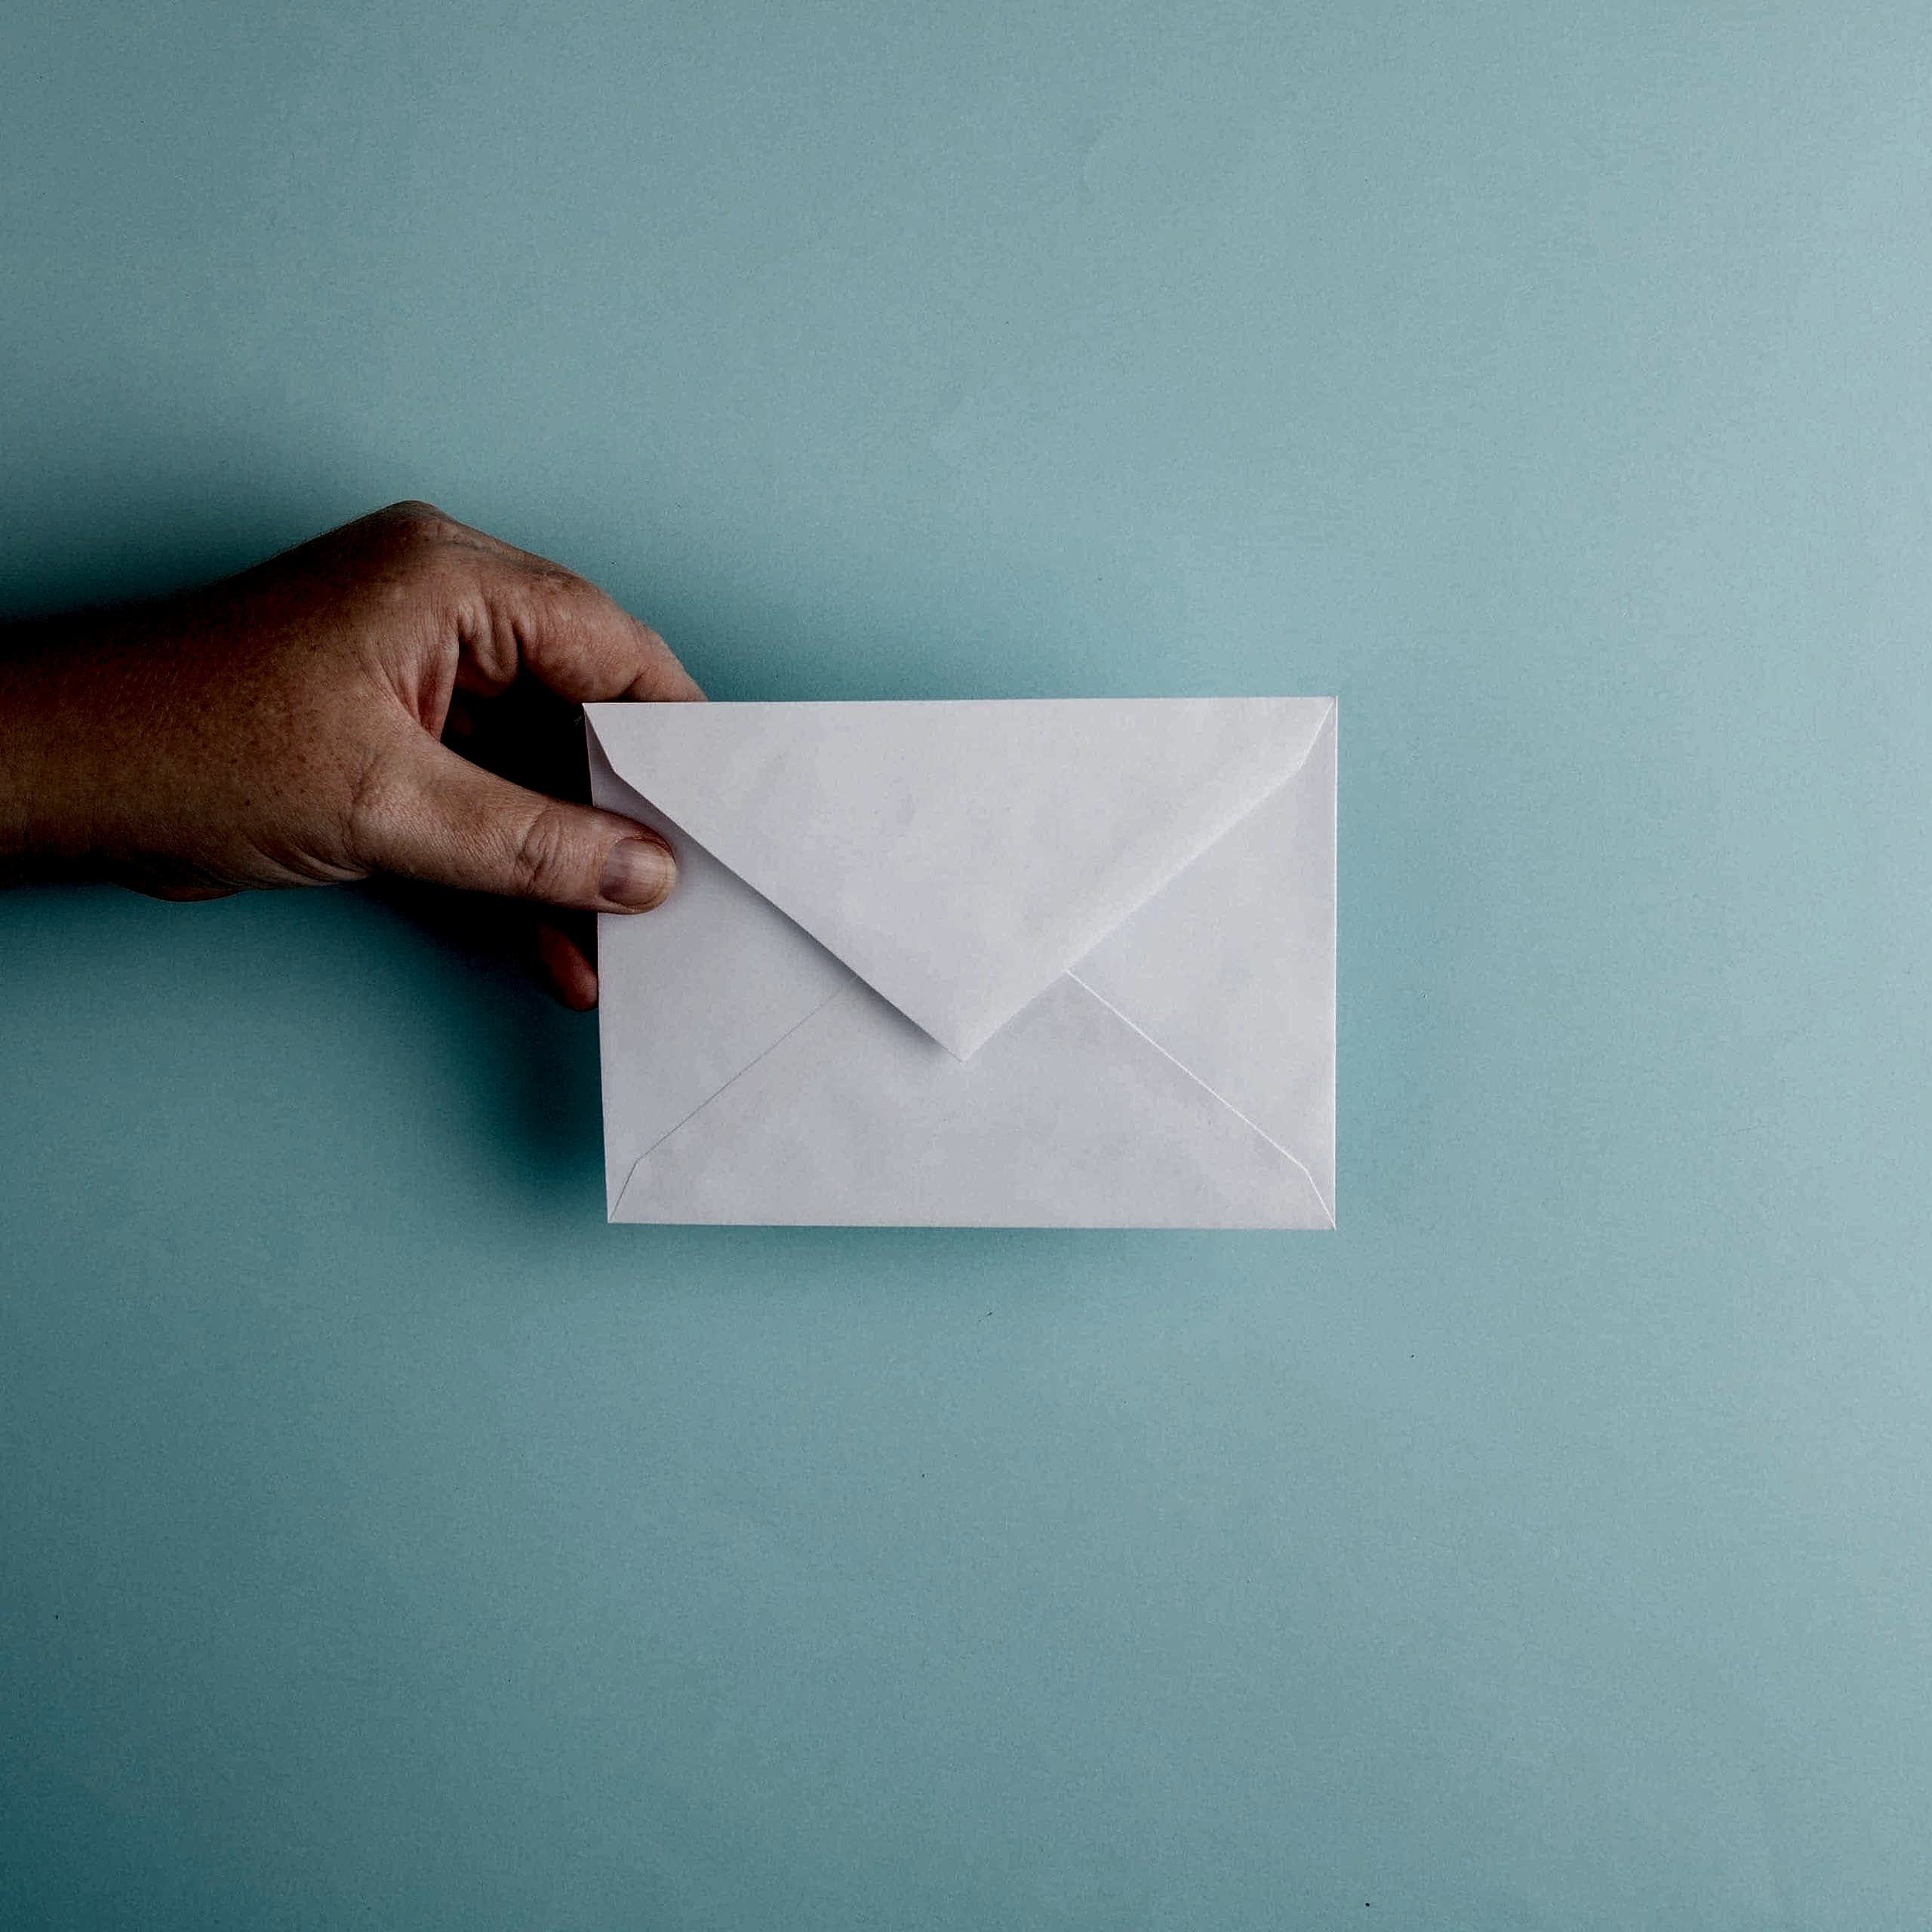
339;730;401;884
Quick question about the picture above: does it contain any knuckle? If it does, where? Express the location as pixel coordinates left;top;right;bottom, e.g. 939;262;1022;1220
381;497;448;528
507;801;585;900
376;500;464;556
522;558;597;614
509;568;605;660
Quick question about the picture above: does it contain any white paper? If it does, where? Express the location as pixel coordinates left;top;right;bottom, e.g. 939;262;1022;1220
588;697;1336;1229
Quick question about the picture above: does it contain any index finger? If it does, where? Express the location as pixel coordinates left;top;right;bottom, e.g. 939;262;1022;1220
457;545;706;704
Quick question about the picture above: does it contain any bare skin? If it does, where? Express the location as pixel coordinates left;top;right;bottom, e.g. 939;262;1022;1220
0;500;701;1009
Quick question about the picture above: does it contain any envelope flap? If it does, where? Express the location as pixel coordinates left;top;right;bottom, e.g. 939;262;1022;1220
585;697;1334;1057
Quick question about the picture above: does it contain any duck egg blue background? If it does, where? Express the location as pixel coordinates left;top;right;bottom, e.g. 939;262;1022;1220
5;3;1932;1926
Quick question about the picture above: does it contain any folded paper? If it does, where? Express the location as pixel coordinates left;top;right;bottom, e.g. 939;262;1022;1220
586;698;1336;1228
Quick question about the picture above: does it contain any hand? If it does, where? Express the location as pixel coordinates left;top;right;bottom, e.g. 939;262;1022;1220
0;500;702;1008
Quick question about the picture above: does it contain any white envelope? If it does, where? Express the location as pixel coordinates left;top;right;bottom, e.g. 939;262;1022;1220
584;698;1336;1228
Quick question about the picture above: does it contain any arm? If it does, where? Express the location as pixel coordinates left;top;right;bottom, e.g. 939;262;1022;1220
0;500;700;1006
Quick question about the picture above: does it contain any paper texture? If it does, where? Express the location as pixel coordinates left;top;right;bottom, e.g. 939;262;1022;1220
588;698;1336;1229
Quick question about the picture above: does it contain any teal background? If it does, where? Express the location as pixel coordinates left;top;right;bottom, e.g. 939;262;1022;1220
5;2;1931;1925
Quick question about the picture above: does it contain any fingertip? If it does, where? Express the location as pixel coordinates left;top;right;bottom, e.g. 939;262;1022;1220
625;615;706;702
628;657;707;703
535;921;598;1009
598;832;676;910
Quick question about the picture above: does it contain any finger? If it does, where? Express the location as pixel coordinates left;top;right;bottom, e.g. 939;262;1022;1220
359;734;678;912
534;918;598;1010
457;558;705;705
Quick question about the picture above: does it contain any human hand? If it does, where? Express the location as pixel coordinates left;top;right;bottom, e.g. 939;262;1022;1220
0;500;702;1008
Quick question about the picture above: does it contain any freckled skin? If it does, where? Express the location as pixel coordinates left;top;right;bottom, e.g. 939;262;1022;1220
0;500;703;1008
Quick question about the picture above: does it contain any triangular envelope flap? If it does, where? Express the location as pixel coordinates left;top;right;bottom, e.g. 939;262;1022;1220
586;698;1334;1057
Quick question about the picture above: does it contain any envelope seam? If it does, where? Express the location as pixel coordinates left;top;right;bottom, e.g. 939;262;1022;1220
612;981;856;1218
955;700;1337;1057
1064;971;1336;1229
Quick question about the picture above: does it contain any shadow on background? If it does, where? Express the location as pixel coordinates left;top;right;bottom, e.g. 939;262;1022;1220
2;469;619;1204
346;875;605;1191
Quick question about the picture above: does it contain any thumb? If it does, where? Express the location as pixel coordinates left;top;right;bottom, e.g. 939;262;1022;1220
360;735;677;912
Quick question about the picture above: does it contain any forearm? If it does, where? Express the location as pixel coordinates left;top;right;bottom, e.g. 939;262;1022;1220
0;614;102;883
0;596;269;897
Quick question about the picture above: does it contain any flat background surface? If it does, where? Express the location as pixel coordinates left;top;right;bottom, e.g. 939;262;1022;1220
4;5;1930;1926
